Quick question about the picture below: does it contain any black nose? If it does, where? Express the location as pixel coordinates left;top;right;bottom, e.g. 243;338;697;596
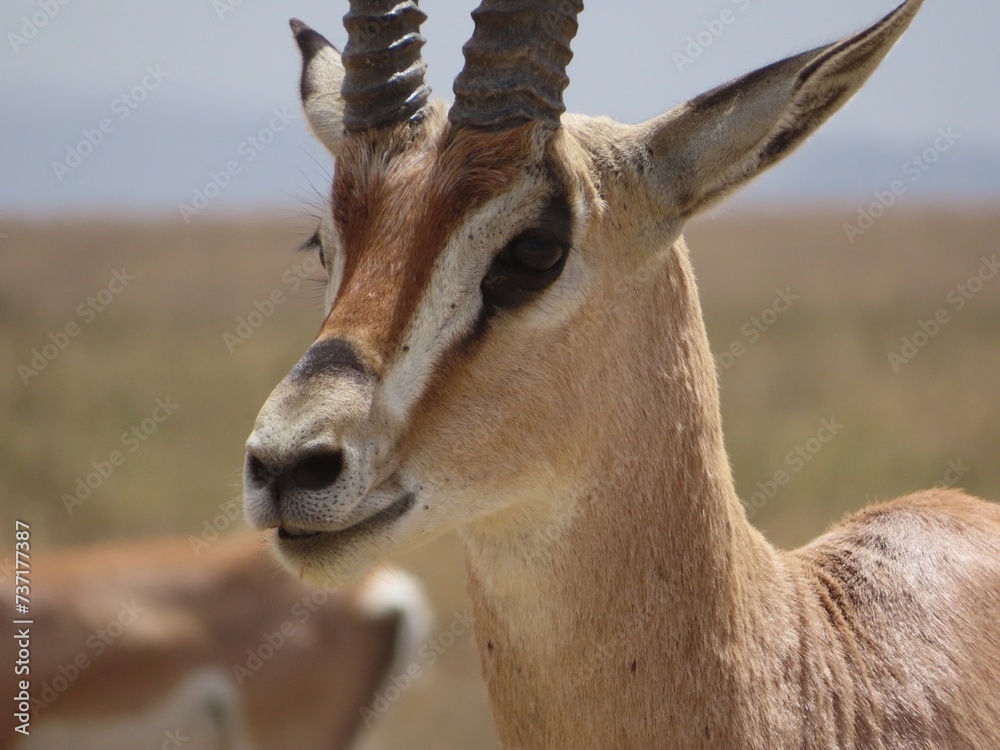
246;449;345;495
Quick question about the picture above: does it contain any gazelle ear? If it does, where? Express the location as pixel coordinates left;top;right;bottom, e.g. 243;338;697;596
290;19;346;156
641;0;923;217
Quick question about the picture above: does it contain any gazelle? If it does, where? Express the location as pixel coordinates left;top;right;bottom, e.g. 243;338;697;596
2;532;430;750
244;1;1000;747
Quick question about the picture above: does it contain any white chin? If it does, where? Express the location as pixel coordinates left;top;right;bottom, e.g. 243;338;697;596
268;491;416;586
271;530;380;588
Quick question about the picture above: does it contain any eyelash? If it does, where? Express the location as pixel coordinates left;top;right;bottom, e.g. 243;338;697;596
299;231;326;270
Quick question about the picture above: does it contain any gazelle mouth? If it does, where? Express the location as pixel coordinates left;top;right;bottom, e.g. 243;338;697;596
276;492;416;547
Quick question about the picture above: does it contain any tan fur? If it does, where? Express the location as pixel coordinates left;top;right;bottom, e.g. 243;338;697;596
446;231;1000;749
247;2;1000;746
1;533;423;750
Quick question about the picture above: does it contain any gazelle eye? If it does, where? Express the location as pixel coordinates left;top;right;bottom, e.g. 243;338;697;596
299;230;326;270
480;193;573;312
481;231;569;310
506;234;566;273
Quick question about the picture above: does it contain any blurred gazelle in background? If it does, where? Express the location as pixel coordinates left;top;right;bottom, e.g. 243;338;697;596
3;532;430;750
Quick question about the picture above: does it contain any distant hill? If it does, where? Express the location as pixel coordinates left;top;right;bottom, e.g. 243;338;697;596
3;105;999;215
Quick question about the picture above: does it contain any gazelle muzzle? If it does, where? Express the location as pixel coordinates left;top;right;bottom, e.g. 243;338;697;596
243;338;410;538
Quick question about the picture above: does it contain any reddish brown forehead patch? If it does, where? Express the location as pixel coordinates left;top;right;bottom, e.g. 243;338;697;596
320;121;537;374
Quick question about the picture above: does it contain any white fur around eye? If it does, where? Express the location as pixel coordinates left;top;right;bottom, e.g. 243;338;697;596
378;171;592;424
319;208;345;310
516;247;590;330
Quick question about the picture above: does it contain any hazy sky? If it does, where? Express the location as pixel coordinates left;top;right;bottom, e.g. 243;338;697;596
2;0;998;214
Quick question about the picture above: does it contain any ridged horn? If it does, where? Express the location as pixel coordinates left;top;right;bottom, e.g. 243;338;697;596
450;0;583;131
341;0;430;132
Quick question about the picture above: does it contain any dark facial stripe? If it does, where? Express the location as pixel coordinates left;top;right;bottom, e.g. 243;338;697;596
451;174;576;359
317;120;537;375
291;337;370;382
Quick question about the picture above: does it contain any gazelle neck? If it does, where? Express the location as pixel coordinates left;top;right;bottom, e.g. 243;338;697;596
460;240;792;748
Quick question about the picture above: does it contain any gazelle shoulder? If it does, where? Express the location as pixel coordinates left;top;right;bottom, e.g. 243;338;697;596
831;488;1000;544
789;488;1000;600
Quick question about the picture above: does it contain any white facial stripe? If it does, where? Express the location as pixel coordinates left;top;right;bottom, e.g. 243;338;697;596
378;180;538;422
377;173;592;425
319;205;346;310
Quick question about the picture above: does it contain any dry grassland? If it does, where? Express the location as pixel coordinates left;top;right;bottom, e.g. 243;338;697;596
1;207;997;749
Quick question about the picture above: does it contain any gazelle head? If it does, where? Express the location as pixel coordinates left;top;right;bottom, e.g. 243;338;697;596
244;0;923;585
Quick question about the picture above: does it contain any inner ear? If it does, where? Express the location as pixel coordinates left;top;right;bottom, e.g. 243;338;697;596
636;0;923;218
290;19;346;156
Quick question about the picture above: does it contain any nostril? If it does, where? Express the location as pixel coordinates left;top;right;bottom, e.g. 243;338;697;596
290;450;345;491
246;454;277;486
